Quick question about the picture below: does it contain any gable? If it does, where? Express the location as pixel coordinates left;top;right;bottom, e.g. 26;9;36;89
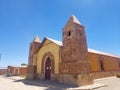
35;38;61;74
42;38;61;48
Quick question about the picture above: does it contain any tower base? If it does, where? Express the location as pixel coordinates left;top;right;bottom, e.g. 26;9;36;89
58;74;93;86
26;65;37;79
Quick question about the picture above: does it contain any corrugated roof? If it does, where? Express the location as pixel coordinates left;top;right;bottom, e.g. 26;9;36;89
46;38;120;58
88;48;120;58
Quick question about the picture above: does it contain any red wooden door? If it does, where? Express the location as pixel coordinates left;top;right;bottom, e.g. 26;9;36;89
45;58;51;80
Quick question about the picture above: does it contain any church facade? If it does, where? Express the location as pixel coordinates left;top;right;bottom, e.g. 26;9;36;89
27;15;120;86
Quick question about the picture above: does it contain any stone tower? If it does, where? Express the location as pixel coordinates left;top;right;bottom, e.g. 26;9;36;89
27;36;41;79
28;35;41;65
59;15;93;86
62;15;88;62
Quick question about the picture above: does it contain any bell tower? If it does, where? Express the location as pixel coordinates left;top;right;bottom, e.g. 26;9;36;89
27;35;41;79
59;15;93;86
28;35;41;65
62;15;88;62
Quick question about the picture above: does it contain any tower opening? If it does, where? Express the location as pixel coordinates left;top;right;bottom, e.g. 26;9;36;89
67;31;71;37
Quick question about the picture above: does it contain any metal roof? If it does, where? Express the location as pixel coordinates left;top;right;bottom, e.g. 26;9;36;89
46;38;120;58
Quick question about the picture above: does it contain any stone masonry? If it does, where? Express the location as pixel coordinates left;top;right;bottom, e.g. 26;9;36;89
27;36;41;79
59;15;93;86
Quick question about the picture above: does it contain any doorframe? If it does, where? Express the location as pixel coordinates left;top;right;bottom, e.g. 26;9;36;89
45;57;51;80
41;52;55;80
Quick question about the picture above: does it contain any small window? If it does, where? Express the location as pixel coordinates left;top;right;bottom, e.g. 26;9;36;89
67;31;71;37
99;56;104;71
100;60;104;71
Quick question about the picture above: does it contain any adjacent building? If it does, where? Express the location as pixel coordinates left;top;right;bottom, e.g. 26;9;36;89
0;67;7;75
7;65;27;76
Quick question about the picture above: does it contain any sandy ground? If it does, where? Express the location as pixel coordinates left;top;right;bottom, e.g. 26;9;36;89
94;77;120;90
0;75;74;90
0;75;120;90
0;76;47;90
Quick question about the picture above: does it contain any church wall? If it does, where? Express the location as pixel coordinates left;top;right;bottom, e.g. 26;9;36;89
103;56;119;71
36;39;60;76
89;52;120;79
33;54;37;65
88;52;101;72
89;52;120;72
19;67;27;75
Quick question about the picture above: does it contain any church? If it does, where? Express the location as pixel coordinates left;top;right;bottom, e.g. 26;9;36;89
27;15;120;86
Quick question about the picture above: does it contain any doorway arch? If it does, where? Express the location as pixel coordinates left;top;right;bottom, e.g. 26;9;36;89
41;52;55;80
45;57;51;79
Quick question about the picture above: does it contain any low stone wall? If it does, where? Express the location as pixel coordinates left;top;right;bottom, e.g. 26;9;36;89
92;71;120;79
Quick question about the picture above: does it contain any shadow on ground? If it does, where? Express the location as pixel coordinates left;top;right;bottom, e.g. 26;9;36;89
13;79;78;90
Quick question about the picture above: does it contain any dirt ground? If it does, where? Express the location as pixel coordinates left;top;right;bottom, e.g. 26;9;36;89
94;77;120;90
0;75;75;90
0;75;120;90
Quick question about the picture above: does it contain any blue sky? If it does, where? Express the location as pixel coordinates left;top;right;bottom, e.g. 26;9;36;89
0;0;120;67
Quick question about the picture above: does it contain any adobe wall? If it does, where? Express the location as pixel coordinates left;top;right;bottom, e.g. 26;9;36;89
19;67;27;75
88;53;101;72
7;66;14;75
103;56;119;71
88;52;120;79
0;69;7;75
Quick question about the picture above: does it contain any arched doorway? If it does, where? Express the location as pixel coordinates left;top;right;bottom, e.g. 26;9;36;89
45;57;51;80
41;52;55;80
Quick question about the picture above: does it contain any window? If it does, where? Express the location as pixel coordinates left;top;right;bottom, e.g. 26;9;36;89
67;31;71;37
100;60;104;71
99;56;104;71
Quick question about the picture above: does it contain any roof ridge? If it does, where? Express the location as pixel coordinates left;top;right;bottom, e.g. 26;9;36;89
88;48;120;58
46;37;62;46
43;37;120;58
